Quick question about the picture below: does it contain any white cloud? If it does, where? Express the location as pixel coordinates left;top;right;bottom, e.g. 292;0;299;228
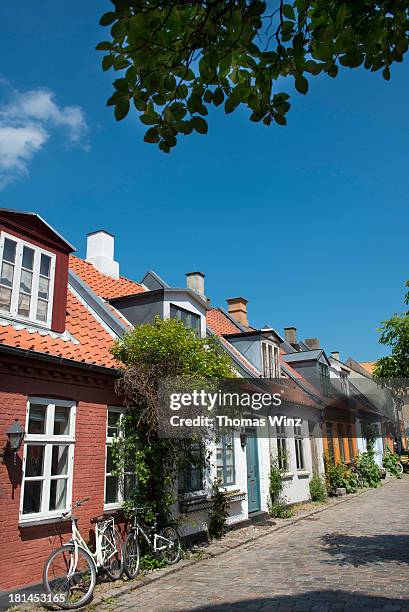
0;85;88;189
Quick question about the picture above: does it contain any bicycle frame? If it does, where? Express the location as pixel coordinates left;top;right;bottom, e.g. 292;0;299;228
131;518;174;554
68;516;118;572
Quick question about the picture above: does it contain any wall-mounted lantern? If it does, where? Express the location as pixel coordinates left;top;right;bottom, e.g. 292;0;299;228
240;431;247;449
1;419;25;465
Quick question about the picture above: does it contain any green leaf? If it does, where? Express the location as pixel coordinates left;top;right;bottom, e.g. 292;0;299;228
114;99;130;121
327;64;338;78
144;127;160;144
275;114;287;126
383;66;391;81
140;111;160;125
282;4;295;20
96;41;113;51
102;55;113;72
100;11;116;26
191;117;208;134
225;98;238;114
295;74;309;94
213;87;224;107
159;141;171;153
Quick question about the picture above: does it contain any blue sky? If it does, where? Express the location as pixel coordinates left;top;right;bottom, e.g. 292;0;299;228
0;1;408;362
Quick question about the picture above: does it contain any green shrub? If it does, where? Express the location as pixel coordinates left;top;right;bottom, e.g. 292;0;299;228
309;474;327;502
382;450;402;478
324;456;358;495
268;456;294;518
208;478;229;539
357;450;381;487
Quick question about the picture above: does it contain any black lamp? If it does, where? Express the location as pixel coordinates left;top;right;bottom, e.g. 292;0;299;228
1;419;25;465
240;431;247;449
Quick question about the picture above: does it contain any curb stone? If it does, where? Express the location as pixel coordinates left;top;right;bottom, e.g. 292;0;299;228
91;478;396;609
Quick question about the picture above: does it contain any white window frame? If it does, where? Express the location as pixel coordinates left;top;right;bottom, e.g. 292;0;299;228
261;341;280;378
20;398;76;524
294;425;305;471
0;231;56;328
104;407;136;511
275;424;289;472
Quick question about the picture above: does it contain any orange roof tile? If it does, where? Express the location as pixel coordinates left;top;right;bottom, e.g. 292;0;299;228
359;361;376;375
69;255;145;300
0;291;118;369
206;308;242;336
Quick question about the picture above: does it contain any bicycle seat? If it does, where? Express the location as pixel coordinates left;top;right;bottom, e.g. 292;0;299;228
90;514;105;524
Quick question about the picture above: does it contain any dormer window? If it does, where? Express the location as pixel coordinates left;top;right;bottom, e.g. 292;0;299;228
170;304;201;337
261;342;280;378
0;233;55;327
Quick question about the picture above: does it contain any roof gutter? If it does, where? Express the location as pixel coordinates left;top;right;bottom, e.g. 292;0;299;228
0;344;120;376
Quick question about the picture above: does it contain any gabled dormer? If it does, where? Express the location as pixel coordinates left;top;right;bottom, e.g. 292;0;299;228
0;209;75;333
110;271;208;338
221;297;283;378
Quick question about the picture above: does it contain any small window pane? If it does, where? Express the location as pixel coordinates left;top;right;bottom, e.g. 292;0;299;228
105;475;119;504
51;445;69;475
18;292;31;317
54;406;70;435
106;446;115;473
1;261;14;287
36;298;48;322
38;276;50;300
108;410;121;438
22;246;34;270
49;478;67;511
3;238;16;263
25;445;45;477
40;254;51;277
0;286;12;312
28;403;47;434
20;269;33;294
23;480;43;514
124;474;137;500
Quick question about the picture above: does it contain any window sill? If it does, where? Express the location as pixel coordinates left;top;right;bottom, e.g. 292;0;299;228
19;515;70;528
178;490;206;502
296;470;310;478
282;472;294;480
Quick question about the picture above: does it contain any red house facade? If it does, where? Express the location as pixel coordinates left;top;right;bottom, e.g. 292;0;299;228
0;209;144;593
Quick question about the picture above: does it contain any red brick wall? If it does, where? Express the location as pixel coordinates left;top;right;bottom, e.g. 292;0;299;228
0;356;122;592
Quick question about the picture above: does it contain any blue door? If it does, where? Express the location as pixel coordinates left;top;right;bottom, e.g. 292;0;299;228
246;429;260;513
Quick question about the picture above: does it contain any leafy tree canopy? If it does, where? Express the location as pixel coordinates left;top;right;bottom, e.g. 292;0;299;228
373;280;409;382
98;0;409;152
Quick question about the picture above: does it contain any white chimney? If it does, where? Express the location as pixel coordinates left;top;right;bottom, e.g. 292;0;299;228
186;272;205;298
86;230;119;279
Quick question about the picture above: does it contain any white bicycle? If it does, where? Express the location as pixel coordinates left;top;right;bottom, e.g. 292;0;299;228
43;498;123;609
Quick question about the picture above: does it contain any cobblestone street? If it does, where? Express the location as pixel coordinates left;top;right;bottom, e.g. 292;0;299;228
110;478;409;611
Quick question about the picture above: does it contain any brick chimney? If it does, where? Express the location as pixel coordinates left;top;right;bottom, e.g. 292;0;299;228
86;230;119;279
304;337;320;350
226;297;248;327
186;272;205;298
284;327;297;345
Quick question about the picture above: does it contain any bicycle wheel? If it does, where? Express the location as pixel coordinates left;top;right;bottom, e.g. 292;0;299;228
43;544;96;610
122;531;140;579
397;462;404;475
104;527;124;581
158;526;181;565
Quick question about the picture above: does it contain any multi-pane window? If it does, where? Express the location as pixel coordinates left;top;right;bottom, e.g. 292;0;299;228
338;424;346;462
0;233;55;326
275;423;288;471
216;434;235;486
326;422;335;460
294;425;305;470
319;363;331;397
105;407;136;509
340;373;349;396
21;399;75;521
346;425;354;462
170;304;201;337
178;442;204;494
262;342;280;378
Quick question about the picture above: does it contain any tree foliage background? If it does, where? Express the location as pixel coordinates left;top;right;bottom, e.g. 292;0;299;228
98;0;409;151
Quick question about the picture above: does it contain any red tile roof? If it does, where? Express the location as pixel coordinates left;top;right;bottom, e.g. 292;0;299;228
69;255;145;299
206;308;242;335
0;291;118;368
